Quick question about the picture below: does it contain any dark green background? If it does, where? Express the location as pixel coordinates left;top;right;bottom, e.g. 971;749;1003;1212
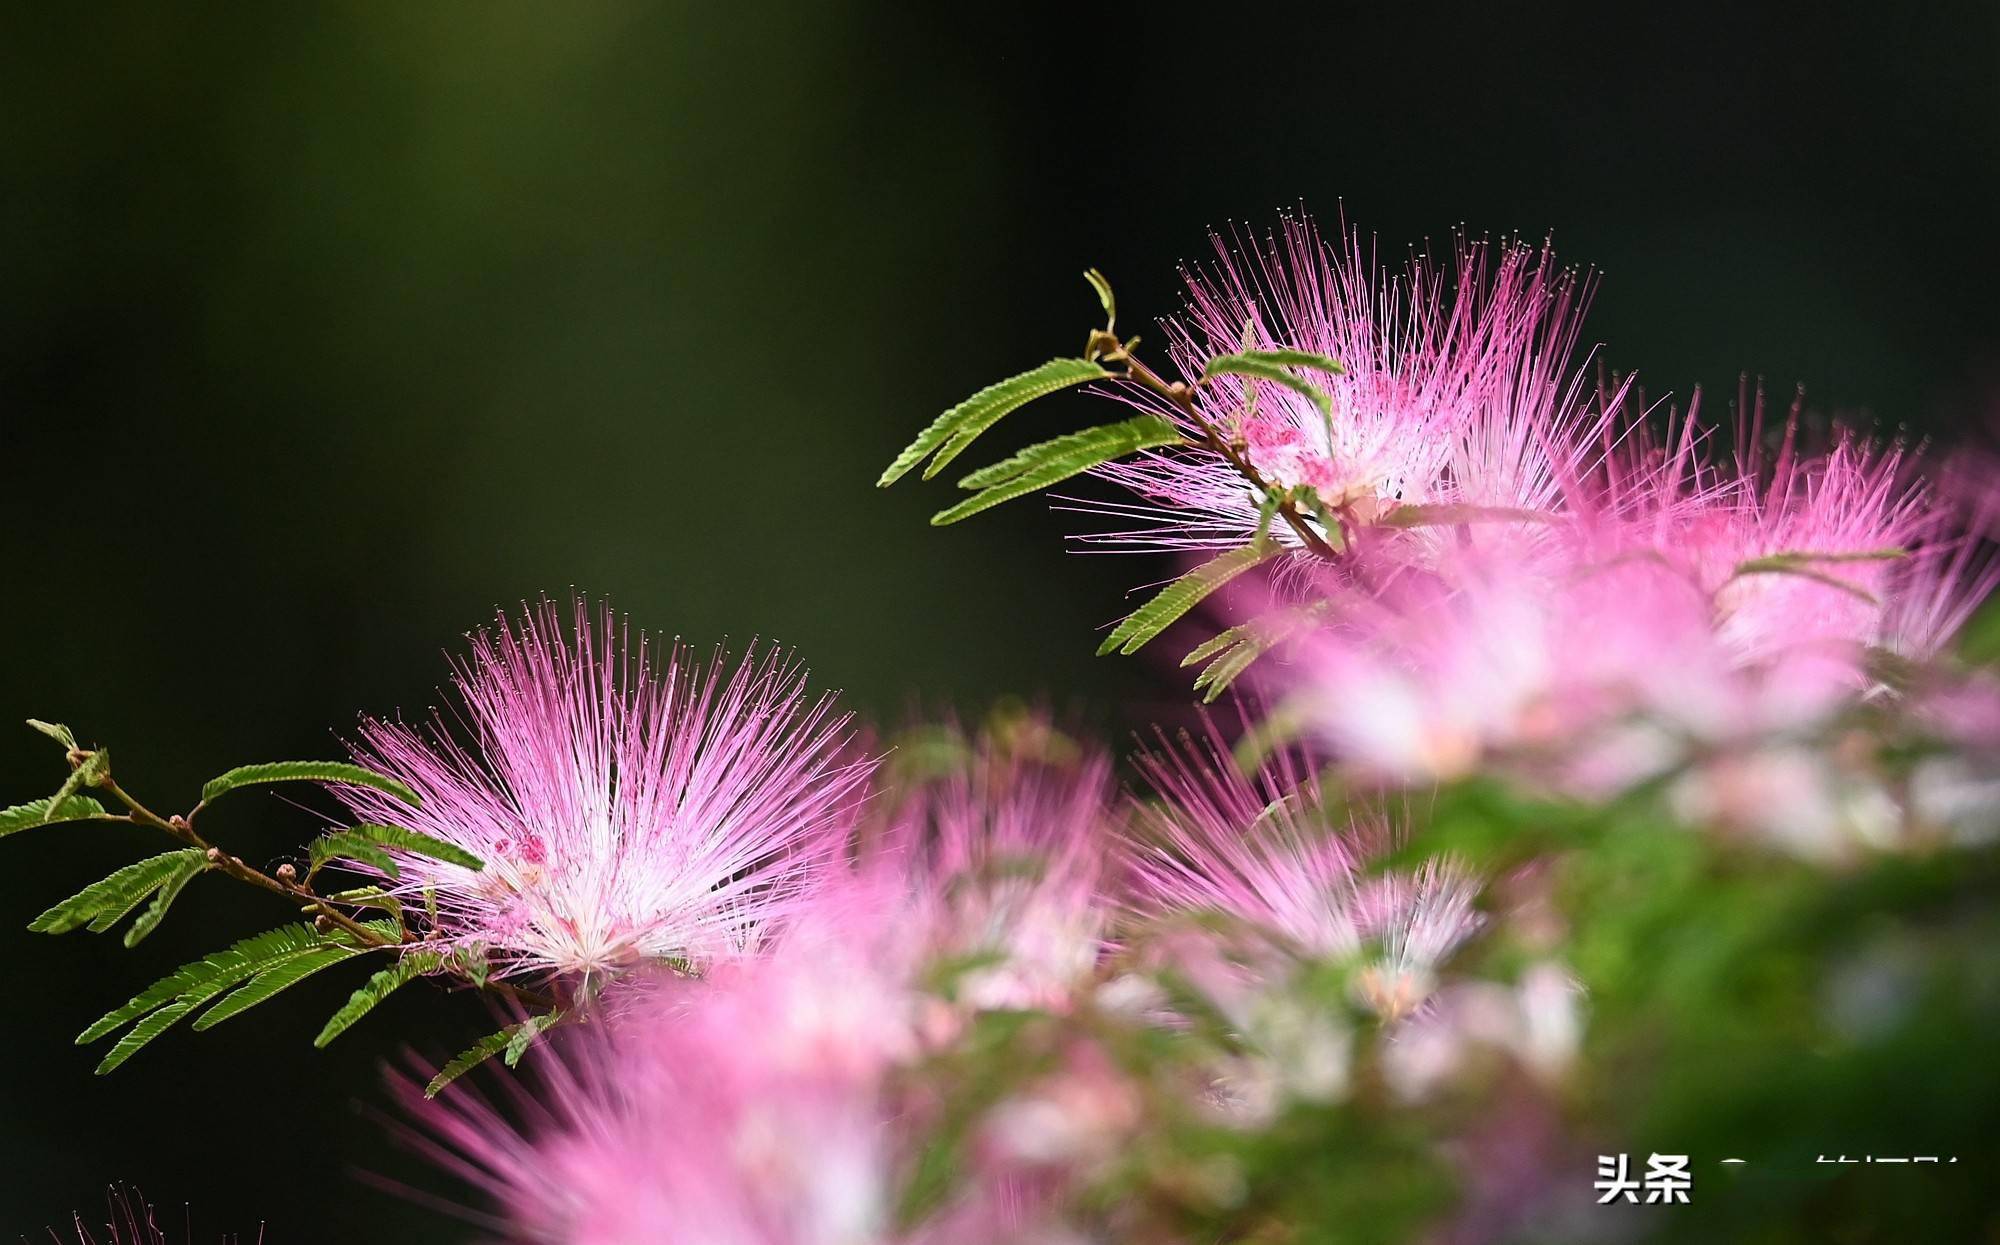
3;4;1995;1238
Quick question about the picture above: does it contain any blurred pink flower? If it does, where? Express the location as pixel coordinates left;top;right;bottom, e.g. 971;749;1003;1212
1126;722;1482;1022
336;600;874;979
412;892;1058;1245
880;728;1122;1013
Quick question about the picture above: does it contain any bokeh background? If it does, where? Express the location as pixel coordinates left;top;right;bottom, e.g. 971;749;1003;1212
3;3;1996;1238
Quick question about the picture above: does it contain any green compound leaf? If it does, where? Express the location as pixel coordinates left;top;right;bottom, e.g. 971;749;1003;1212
0;794;109;839
425;1011;566;1097
314;951;444;1048
201;761;420;808
80;921;394;1072
122;852;210;948
191;936;382;1032
309;823;483;881
879;357;1110;487
190;946;368;1031
29;849;209;937
932;415;1184;526
1097;545;1275;658
82;923;327;1044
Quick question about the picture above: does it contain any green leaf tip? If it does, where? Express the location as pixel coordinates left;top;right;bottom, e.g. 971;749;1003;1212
1084;268;1115;330
425;1011;566;1096
0;793;109;839
201;761;420;808
878;358;1110;488
314;951;442;1048
1096;545;1274;658
26;719;76;750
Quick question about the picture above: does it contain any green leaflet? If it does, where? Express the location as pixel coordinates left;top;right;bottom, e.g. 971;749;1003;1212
29;849;209;937
314;951;443;1048
425;1010;565;1097
0;793;109;838
1097;546;1274;658
1738;547;1909;567
1723;549;1907;606
1084;268;1116;330
504;1009;566;1067
325;885;405;925
956;414;1184;489
191;945;369;1031
25;719;77;749
309;830;398;880
201;761;420;808
1221;347;1344;375
1183;603;1328;704
932;415;1184;526
81;924;330;1043
122;851;209;947
309;823;484;879
1202;351;1340;449
878;358;1110;487
1191;631;1272;703
96;1001;198;1076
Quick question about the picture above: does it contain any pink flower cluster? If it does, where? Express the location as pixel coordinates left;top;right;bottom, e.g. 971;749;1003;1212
395;703;1479;1241
348;211;2000;1241
1067;217;1999;857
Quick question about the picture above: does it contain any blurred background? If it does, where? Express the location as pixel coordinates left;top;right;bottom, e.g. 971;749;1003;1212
2;3;1995;1238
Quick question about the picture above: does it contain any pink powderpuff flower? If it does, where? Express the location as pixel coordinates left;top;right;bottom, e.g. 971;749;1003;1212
1126;721;1482;1022
409;892;1056;1245
1079;212;1610;554
335;600;875;980
1677;431;1927;666
876;724;1122;1014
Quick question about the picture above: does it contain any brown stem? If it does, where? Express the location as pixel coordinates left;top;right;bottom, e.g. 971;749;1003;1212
1101;337;1344;560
